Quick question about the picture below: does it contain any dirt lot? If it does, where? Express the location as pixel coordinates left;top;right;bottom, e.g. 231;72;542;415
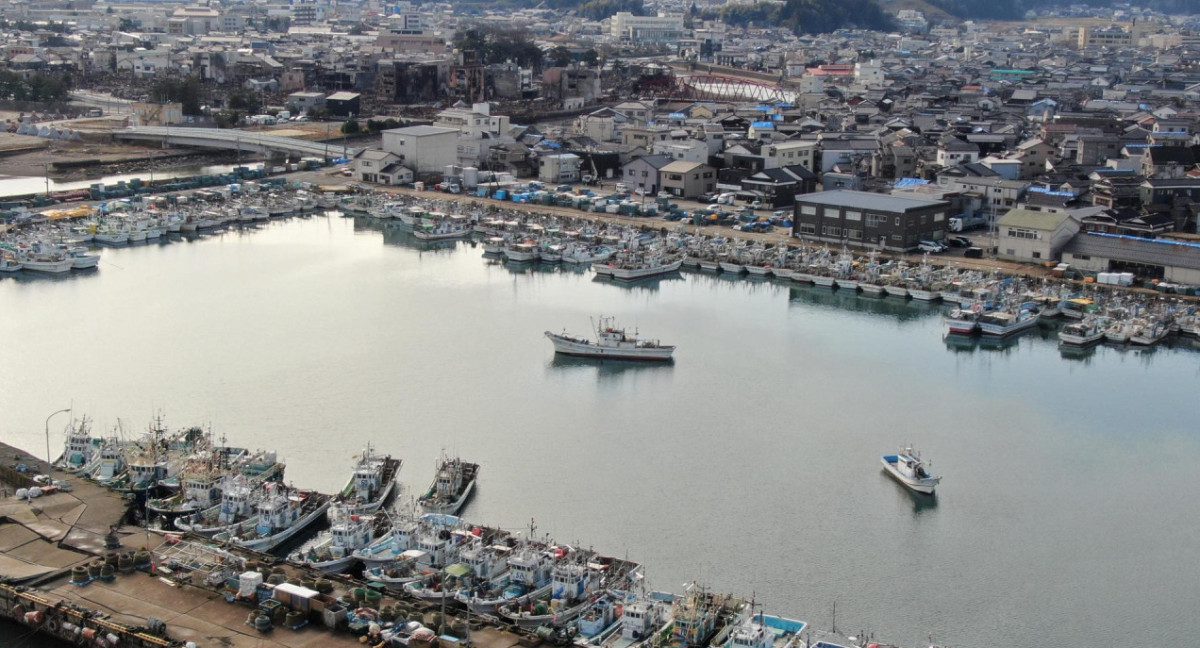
0;140;237;179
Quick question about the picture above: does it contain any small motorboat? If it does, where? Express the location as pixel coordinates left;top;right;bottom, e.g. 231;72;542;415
881;447;940;495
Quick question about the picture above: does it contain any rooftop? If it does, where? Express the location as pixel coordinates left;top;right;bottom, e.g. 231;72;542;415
795;190;948;212
384;125;459;137
998;207;1077;231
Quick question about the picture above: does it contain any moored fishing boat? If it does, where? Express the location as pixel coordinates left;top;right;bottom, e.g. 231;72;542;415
1058;317;1105;346
546;317;675;362
943;306;981;336
457;523;555;614
418;455;479;515
881;447;940;495
500;554;639;630
213;485;331;552
288;506;381;573
977;302;1041;337
597;249;683;281
333;445;401;518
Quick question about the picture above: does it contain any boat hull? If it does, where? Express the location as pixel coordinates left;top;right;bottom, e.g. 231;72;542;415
881;456;938;495
545;332;674;362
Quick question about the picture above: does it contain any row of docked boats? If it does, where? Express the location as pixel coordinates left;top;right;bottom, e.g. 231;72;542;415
56;414;480;554
0;185;337;275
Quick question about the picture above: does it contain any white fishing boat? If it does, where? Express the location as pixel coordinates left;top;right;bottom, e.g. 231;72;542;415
594;589;674;648
174;476;260;535
333;446;401;518
881;447;940;495
67;247;101;269
289;506;379;573
977;302;1041;337
1129;318;1170;346
1058;318;1105;346
213;486;331;552
595;250;683;281
18;245;73;273
457;525;555;614
943;306;980;335
545;317;675;362
0;256;21;272
505;242;541;262
413;219;472;240
418;456;479;515
483;236;506;254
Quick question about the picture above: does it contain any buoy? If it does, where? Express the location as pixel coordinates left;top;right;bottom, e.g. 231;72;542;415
285;610;304;627
71;566;89;584
254;614;272;633
101;564;116;580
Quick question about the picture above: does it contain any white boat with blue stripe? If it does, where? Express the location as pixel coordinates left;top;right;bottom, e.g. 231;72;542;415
881;447;941;495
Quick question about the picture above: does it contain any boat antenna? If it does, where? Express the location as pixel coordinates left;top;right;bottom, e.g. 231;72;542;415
831;599;837;634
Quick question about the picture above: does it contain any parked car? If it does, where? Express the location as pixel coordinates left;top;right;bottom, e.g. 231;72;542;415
964;247;984;258
918;240;947;253
946;236;972;248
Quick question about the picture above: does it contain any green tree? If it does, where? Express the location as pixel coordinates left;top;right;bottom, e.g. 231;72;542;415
228;90;261;114
341;120;361;135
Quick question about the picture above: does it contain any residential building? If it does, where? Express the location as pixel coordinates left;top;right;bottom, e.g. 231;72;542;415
620;155;672;195
660;161;715;199
652;139;708;164
352;150;413;185
740;165;818;208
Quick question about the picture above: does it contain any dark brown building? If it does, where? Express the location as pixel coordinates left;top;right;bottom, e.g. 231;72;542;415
793;190;951;252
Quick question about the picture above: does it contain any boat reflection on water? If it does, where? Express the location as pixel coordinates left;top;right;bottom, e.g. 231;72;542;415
883;473;940;514
547;354;676;379
789;285;940;322
591;271;683;291
382;224;459;252
1058;342;1098;363
942;332;1021;354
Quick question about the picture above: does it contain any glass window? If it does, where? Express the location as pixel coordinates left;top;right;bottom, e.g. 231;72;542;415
801;205;817;215
844;210;861;221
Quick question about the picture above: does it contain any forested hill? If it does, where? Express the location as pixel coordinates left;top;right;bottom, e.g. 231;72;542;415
717;0;896;34
925;0;1197;20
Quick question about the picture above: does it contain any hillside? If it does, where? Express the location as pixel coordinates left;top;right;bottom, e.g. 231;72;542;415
719;0;896;34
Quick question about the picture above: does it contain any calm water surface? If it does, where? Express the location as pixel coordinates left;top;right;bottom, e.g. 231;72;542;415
1;216;1198;648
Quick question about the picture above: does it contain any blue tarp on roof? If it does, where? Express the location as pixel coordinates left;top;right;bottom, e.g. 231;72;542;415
668;112;686;120
1028;186;1075;197
755;105;774;112
751;121;775;129
894;177;930;189
1089;231;1200;252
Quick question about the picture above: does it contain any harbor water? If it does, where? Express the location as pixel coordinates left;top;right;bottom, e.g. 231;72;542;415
1;215;1198;648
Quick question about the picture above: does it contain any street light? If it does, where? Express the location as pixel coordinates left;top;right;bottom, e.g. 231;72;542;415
44;407;72;474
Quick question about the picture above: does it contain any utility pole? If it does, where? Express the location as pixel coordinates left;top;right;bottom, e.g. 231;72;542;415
45;407;72;473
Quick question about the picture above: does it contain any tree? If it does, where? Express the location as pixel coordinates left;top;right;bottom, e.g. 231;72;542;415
341;120;361;135
581;49;599;66
150;76;203;115
228;90;261;115
547;46;573;68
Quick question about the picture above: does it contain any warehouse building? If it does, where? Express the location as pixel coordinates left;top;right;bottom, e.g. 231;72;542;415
1061;233;1200;285
792;190;950;252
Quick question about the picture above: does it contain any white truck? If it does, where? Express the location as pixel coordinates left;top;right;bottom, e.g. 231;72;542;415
949;214;987;232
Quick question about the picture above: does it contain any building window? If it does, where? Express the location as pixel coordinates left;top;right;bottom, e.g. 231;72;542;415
844;210;861;221
933;212;945;222
800;205;817;215
798;223;816;235
866;213;887;228
1032;251;1042;259
847;229;862;239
